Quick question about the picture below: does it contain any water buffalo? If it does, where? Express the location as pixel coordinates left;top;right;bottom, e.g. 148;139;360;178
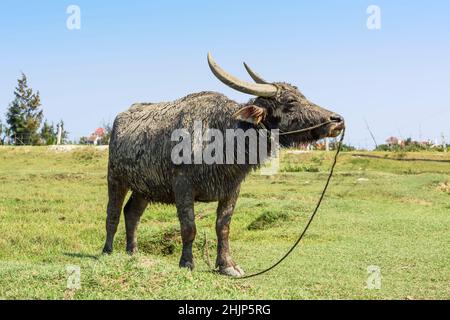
102;53;345;277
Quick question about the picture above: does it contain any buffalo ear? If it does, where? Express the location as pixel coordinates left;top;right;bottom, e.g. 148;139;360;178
233;105;267;125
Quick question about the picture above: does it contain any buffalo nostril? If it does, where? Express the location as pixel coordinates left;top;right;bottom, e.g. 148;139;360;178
330;115;344;123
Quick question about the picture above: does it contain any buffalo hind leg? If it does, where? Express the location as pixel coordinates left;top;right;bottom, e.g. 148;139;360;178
216;187;244;277
102;177;128;254
173;175;196;270
124;193;148;254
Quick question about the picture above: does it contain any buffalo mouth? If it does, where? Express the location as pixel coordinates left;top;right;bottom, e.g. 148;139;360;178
279;119;345;147
326;120;345;138
328;122;345;138
309;120;345;140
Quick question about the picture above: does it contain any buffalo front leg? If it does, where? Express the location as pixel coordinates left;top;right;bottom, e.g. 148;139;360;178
102;177;128;254
216;188;244;277
173;174;196;270
124;193;148;254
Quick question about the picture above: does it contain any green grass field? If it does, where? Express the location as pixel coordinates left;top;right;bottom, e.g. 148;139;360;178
0;146;449;300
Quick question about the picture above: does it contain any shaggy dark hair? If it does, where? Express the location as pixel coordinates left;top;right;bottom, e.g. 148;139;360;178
102;59;344;277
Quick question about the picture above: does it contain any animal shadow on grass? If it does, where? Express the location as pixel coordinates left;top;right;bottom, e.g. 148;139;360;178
64;252;100;261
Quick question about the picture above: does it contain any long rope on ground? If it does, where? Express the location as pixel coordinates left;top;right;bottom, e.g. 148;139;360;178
236;128;346;279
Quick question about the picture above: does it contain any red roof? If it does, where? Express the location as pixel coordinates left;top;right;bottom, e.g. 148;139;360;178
95;128;105;137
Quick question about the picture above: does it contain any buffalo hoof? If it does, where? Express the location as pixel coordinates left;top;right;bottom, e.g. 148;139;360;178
220;265;245;277
179;260;195;271
126;246;138;255
102;246;113;255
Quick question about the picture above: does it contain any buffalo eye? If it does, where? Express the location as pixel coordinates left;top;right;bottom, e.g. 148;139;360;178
283;98;297;111
286;98;296;104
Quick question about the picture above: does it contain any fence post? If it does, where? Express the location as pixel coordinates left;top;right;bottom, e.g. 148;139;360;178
442;133;447;153
57;124;62;145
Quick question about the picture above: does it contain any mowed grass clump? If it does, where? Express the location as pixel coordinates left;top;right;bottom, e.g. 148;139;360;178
139;227;181;256
72;147;105;162
0;146;449;299
247;211;294;230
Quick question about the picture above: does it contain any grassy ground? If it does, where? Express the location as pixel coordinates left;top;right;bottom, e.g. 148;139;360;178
0;146;449;300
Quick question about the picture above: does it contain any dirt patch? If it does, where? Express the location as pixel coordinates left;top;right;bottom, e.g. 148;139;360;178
437;181;450;194
72;148;105;162
281;163;320;173
63;289;77;300
51;173;87;181
49;145;108;153
139;256;157;268
400;197;433;206
49;145;79;153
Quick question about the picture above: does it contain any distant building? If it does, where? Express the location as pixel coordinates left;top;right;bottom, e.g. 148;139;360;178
87;128;106;145
386;136;405;147
419;140;433;148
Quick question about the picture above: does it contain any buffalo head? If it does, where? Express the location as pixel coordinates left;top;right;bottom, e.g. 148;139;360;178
208;53;345;146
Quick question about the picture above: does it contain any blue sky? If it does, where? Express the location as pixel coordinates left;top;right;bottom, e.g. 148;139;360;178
0;0;449;148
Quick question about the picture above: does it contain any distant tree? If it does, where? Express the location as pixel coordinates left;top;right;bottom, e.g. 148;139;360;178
328;139;356;152
40;120;57;145
0;119;3;145
375;144;391;151
100;120;113;145
6;73;43;145
78;136;88;145
404;137;413;146
339;143;356;152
